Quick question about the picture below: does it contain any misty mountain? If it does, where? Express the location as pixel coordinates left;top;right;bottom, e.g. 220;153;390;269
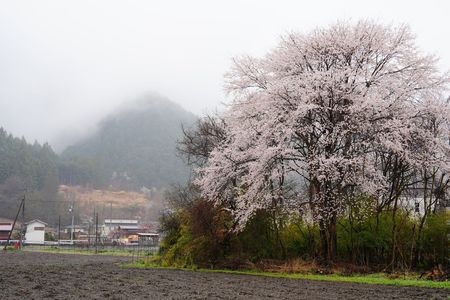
59;96;197;190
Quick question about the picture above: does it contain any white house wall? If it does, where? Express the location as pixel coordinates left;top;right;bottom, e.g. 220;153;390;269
25;221;45;244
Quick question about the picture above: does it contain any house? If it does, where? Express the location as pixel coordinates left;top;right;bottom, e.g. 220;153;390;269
127;234;139;245
104;219;139;236
400;185;450;216
0;218;23;242
25;220;47;244
64;225;86;235
137;233;159;246
139;221;159;233
0;222;12;241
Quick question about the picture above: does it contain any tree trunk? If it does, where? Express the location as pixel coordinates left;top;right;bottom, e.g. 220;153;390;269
272;210;286;259
390;195;399;271
319;219;328;262
328;215;337;262
319;215;337;264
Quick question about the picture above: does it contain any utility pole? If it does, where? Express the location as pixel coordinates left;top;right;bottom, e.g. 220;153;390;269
109;201;112;236
58;215;61;247
93;206;96;250
88;222;91;249
3;195;25;251
20;192;25;249
69;202;74;242
95;212;98;254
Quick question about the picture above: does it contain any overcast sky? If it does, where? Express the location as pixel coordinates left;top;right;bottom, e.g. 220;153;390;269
1;0;449;150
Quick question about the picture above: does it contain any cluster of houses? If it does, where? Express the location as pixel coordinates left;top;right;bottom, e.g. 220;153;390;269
0;218;48;244
0;217;159;246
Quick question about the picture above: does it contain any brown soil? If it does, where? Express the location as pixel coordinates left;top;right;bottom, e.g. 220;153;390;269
59;185;149;207
0;251;448;299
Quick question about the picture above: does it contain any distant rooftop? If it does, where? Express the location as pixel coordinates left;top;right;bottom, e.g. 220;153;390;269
104;219;138;224
116;225;139;230
25;219;48;226
0;217;14;223
65;224;85;229
0;224;12;231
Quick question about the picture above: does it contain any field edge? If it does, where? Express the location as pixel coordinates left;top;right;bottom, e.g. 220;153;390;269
122;262;450;290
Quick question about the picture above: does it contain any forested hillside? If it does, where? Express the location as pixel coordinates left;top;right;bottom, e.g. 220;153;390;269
59;96;197;190
0;128;61;222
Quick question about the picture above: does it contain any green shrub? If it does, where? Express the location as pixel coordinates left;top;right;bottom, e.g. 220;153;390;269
159;200;235;267
159;195;448;271
280;217;319;260
417;211;449;268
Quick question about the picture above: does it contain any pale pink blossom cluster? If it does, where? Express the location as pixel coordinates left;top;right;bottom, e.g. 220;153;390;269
196;21;450;228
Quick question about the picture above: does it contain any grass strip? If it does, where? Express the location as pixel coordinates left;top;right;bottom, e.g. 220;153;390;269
24;247;136;257
122;262;450;289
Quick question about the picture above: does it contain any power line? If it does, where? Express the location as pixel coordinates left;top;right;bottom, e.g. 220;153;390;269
22;199;119;204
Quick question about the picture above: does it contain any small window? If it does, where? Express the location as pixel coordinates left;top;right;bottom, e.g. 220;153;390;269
34;227;44;231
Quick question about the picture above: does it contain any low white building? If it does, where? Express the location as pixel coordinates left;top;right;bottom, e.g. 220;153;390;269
103;219;138;236
138;233;159;246
25;219;47;244
64;225;86;234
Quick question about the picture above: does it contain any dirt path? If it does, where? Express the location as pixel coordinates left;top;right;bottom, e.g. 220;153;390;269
0;251;448;299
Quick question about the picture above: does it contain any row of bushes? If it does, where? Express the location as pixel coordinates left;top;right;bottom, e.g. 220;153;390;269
159;198;449;271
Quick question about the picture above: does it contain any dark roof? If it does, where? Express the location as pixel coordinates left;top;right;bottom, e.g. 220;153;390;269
25;219;48;226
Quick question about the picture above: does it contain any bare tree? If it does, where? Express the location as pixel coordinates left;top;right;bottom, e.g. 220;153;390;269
177;115;226;167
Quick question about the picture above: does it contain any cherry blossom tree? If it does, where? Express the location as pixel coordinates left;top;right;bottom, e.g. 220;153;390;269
196;21;450;262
